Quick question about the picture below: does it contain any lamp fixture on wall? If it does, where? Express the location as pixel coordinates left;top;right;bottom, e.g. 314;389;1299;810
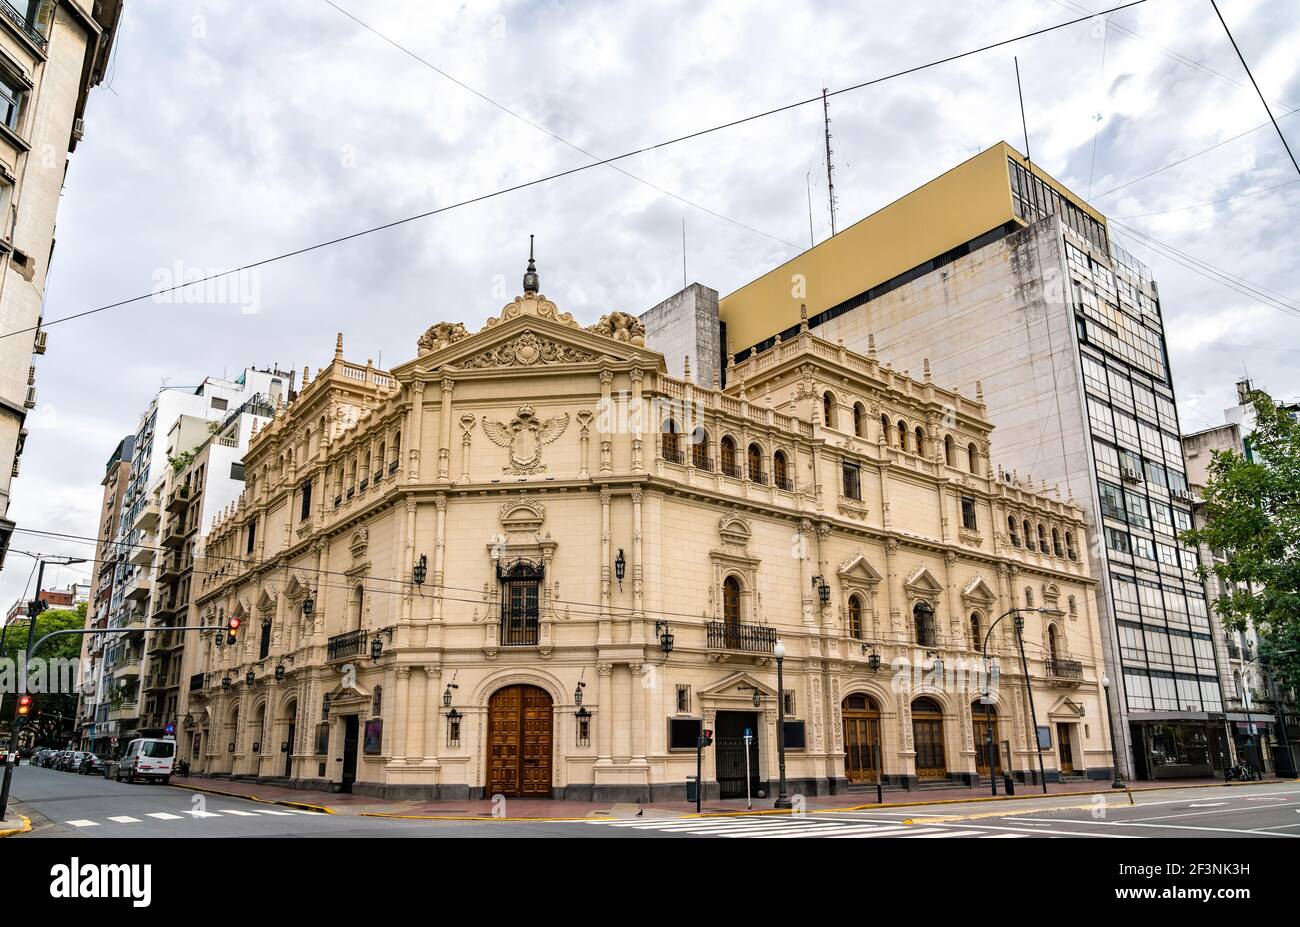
655;620;674;654
442;682;459;708
413;554;428;586
861;644;881;671
614;548;626;587
811;574;830;606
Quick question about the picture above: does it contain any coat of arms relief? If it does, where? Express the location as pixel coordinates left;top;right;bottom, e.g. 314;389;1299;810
482;405;569;474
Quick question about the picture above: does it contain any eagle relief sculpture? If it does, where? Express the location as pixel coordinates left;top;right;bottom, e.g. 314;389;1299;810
482;404;569;474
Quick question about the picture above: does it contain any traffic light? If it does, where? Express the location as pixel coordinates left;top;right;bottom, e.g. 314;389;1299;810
16;695;32;717
699;727;713;748
226;616;242;646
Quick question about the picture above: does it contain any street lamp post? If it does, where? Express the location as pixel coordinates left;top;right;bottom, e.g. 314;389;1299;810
980;606;1049;795
773;639;791;810
1099;674;1126;789
0;556;87;821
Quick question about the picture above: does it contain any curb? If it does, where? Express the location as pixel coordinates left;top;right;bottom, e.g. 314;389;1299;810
359;811;603;823
0;815;31;837
168;781;335;814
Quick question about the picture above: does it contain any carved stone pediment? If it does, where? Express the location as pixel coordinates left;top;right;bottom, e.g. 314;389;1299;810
586;311;646;346
460;330;597;369
838;551;883;585
961;576;997;608
716;513;754;558
483;293;581;330
903;564;944;603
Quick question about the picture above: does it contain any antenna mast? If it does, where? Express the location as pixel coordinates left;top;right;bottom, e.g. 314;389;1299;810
822;87;838;237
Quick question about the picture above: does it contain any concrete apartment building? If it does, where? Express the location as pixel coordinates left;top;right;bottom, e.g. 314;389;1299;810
85;368;293;753
75;434;133;752
0;0;123;573
644;142;1228;781
1182;380;1299;776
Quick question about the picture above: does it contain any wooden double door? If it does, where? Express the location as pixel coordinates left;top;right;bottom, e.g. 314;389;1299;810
487;685;554;798
911;699;947;780
842;695;881;783
972;711;1001;778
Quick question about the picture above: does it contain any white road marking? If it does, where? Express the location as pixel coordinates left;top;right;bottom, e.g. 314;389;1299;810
901;830;983;838
65;819;99;827
146;812;183;820
254;809;293;816
1050;817;1298;837
187;810;223;818
217;809;259;816
107;816;141;823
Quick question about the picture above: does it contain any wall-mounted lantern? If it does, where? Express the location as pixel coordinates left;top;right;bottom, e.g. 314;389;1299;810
413;554;428;586
861;644;881;672
811;574;831;607
443;682;459;708
371;627;394;661
614;548;626;585
302;595;314;617
245;670;256;687
221;675;232;691
574;681;586;706
275;663;286;682
655;620;675;655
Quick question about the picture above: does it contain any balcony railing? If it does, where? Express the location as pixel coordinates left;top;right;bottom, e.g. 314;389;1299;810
1046;658;1084;680
721;460;742;479
327;628;368;662
0;1;47;49
707;620;777;654
662;443;684;465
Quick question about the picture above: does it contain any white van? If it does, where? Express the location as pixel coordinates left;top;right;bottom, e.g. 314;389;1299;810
113;738;175;784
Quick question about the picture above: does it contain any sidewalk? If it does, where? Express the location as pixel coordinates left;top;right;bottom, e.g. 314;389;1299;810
170;774;1277;820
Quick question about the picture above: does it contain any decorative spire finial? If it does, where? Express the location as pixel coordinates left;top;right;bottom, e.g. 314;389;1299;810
523;234;539;294
334;332;344;360
799;303;809;333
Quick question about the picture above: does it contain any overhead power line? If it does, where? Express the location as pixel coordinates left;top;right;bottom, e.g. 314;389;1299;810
320;0;799;250
0;0;1149;342
1209;0;1300;178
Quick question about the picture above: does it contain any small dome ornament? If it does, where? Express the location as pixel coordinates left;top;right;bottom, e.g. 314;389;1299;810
522;234;539;294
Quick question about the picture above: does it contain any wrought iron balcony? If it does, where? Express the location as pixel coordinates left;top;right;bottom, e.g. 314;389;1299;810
0;1;47;49
721;460;743;479
662;443;685;465
327;628;368;662
707;620;777;654
1045;658;1083;680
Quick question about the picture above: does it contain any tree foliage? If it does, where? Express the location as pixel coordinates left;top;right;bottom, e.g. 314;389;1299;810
1182;390;1300;694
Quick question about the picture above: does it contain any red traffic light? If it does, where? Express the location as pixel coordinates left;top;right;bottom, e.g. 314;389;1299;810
228;617;242;631
226;616;242;645
17;695;33;716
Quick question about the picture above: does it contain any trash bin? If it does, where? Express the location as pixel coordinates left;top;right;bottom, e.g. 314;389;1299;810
1002;774;1015;795
686;776;698;803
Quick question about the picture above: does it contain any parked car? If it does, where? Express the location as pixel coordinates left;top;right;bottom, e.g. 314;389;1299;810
30;749;49;767
48;751;67;770
65;751;92;772
111;738;175;784
77;754;106;776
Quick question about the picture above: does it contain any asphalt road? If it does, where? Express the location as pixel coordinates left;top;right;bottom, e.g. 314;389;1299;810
9;764;1300;838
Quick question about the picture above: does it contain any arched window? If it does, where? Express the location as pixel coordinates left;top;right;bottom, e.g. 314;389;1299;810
848;595;864;639
1008;516;1021;547
349;584;364;631
773;450;790;490
970;613;982;652
376;441;386;478
853;403;865;437
913;601;937;647
1065;531;1077;561
1052;528;1063;557
1024;587;1034;608
897;419;909;450
723;576;742;630
500;559;543;646
823;392;835;428
1068;595;1078;617
692;427;710;469
720;436;738;478
747;443;764;483
1048;624;1061;665
390;431;401;472
914;426;926;456
967;442;980;474
661;418;682;463
1023;520;1034;551
1037;523;1048;552
880;414;891;444
944;434;955;467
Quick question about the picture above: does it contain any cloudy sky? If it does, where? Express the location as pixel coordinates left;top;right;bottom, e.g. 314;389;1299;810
4;0;1298;605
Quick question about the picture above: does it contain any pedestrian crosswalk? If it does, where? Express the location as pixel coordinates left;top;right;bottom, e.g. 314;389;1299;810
590;815;1043;839
64;807;320;827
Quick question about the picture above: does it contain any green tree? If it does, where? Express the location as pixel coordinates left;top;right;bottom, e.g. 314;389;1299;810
1182;389;1300;695
1;602;86;745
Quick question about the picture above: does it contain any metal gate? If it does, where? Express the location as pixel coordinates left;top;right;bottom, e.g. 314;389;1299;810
715;711;761;799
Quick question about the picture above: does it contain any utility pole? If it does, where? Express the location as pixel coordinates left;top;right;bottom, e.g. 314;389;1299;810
822;88;837;237
0;556;85;821
806;172;815;248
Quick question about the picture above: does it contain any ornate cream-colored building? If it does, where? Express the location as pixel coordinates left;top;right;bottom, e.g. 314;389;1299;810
181;265;1109;801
